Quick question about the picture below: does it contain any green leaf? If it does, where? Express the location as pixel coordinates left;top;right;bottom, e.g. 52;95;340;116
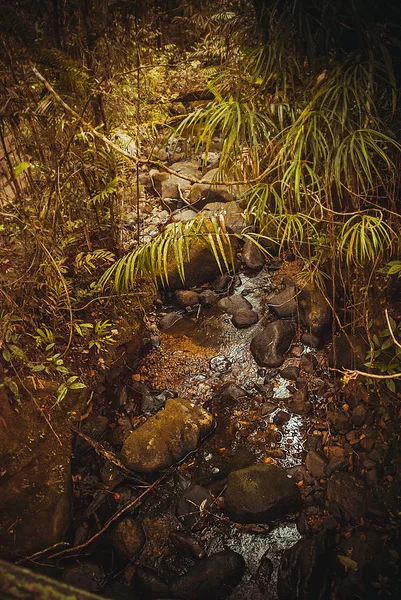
14;161;31;176
386;379;396;393
70;382;86;390
31;364;45;372
337;555;358;572
2;349;11;362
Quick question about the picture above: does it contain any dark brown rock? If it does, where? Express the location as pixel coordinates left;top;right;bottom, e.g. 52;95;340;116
232;309;259;328
251;320;296;368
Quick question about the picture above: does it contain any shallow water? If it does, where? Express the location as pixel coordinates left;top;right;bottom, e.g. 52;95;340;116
135;268;311;598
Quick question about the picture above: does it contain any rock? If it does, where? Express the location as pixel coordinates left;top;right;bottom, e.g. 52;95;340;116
327;410;352;434
232;309;259;328
278;530;333;600
261;401;278;416
133;566;169;599
172;208;198;222
164;219;238;289
273;410;291;426
199;289;219;306
266;448;287;459
176;484;213;529
305;434;323;451
121;398;214;473
170;161;202;179
201;200;245;233
351;404;369;427
255;551;273;594
268;283;297;318
169;531;206;559
80;414;108;440
338;527;383;600
225;464;301;523
217;294;252;315
280;366;300;380
301;332;320;348
300;352;318;373
287;387;313;414
298;282;331;339
111;518;145;560
61;563;105;593
169;550;245;600
212;274;232;292
327;472;368;522
305;451;328;478
189;168;235;208
175;290;200;307
209;355;232;373
250;320;296;368
241;239;265;270
159;312;184;331
326;457;348;477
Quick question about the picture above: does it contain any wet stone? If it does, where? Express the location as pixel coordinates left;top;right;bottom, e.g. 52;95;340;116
134;566;169;599
169;550;245;600
327;472;368;522
305;450;328;478
217;294;252;315
176;484;213;529
305;434;323;451
241;239;265;270
175;290;200;308
169;531;206;559
250;320;296;368
225;464;301;523
108;417;133;446
280;366;300;381
61;563;105;593
261;401;278;416
351;404;370;427
198;289;219;307
300;352;318;373
159;312;184;331
111;517;145;560
267;282;297;318
273;410;291;426
232;309;259;328
121;398;214;473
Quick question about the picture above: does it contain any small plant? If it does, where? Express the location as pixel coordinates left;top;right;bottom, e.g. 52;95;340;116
366;316;401;392
33;324;56;351
55;376;86;406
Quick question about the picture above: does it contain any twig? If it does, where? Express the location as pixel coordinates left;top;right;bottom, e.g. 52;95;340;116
31;67;281;187
385;308;401;350
45;473;167;560
72;428;148;486
331;367;401;380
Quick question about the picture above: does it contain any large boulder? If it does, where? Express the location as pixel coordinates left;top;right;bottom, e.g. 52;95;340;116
327;472;368;523
225;464;301;523
298;282;331;339
278;530;334;600
268;281;298;318
165;219;238;289
151;162;201;200
121;398;214;473
250;320;296;367
169;550;245;600
0;385;73;559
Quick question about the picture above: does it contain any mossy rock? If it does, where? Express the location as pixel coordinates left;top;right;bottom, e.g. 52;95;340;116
121;398;214;473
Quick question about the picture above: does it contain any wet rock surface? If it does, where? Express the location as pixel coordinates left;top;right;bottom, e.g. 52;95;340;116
225;464;301;523
169;550;246;600
121;398;214;472
20;258;393;600
250;320;296;367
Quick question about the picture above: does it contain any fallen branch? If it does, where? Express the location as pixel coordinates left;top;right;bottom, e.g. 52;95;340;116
72;427;148;486
45;473;167;561
32;67;280;187
331;367;401;381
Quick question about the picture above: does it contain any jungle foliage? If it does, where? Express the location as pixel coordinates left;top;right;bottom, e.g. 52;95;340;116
1;0;401;399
